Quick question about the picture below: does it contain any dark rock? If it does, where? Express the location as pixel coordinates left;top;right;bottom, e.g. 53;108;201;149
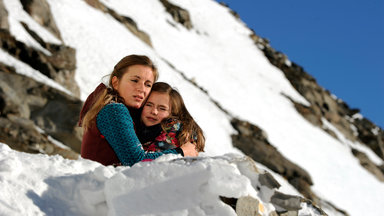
219;196;237;210
379;164;384;173
351;148;384;182
271;192;328;216
230;118;316;202
288;178;316;202
301;199;329;216
218;2;240;19
160;0;193;30
0;115;78;159
271;191;302;211
0;63;83;153
353;118;384;159
258;172;281;189
20;0;62;40
0;29;79;96
288;97;322;127
0;0;9;30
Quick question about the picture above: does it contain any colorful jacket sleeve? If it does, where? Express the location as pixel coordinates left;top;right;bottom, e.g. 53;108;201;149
96;103;182;166
144;119;181;152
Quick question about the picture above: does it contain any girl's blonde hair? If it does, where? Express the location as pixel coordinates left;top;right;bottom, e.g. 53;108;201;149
151;82;205;152
82;55;158;129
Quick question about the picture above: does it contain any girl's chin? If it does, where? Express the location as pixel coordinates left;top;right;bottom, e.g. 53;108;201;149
143;121;157;127
126;101;142;109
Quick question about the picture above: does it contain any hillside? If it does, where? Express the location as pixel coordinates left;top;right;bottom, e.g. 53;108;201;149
0;0;383;215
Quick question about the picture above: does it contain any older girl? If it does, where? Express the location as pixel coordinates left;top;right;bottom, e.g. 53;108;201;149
79;55;197;166
136;82;205;153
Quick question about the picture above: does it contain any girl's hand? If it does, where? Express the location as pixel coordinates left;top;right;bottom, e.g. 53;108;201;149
180;142;198;157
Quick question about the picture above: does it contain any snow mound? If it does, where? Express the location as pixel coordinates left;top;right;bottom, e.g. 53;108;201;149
0;143;324;215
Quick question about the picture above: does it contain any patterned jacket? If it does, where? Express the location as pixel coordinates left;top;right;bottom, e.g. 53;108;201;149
142;119;182;152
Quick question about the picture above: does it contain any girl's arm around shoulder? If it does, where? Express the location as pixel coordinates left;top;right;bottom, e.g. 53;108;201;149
163;118;198;156
96;103;183;166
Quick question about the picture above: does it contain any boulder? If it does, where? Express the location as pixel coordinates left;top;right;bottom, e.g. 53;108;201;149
0;63;83;153
351;148;384;182
20;0;62;40
160;0;193;30
0;115;78;159
0;29;79;96
0;0;9;29
230;118;316;202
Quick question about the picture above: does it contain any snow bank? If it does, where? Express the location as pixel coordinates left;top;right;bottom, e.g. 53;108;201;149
0;143;253;215
0;143;323;216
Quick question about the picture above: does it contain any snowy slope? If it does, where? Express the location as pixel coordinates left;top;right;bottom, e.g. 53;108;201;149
1;0;383;215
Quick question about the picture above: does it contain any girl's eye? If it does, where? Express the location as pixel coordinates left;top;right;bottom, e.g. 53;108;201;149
131;79;138;83
145;103;152;107
160;107;167;111
145;83;152;88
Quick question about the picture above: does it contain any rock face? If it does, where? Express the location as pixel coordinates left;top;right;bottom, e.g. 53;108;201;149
0;62;82;154
20;0;62;40
0;0;9;30
352;148;384;182
0;1;82;155
159;0;193;30
0;63;80;158
11;0;79;95
247;29;384;179
0;29;79;96
353;118;384;160
230;118;316;201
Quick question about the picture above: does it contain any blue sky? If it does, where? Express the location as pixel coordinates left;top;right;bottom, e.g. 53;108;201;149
217;0;384;128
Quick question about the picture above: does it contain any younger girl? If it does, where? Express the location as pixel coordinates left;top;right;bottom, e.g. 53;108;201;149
135;82;205;153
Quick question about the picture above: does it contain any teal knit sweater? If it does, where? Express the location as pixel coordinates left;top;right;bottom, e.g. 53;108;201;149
97;103;182;166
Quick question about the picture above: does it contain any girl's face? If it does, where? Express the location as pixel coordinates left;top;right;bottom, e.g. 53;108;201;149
141;91;171;126
112;65;154;109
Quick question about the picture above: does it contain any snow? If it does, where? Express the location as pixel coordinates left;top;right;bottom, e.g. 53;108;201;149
3;0;61;55
352;113;364;120
1;0;384;215
0;143;282;216
322;118;382;165
371;126;380;136
285;59;292;67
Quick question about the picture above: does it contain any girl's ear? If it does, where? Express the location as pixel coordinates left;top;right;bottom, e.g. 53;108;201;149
112;76;119;89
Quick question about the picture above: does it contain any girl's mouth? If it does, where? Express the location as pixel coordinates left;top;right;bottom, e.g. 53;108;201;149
146;117;157;122
134;95;144;102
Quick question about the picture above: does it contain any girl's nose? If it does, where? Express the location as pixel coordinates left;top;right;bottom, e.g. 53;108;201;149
137;83;145;93
151;107;158;115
